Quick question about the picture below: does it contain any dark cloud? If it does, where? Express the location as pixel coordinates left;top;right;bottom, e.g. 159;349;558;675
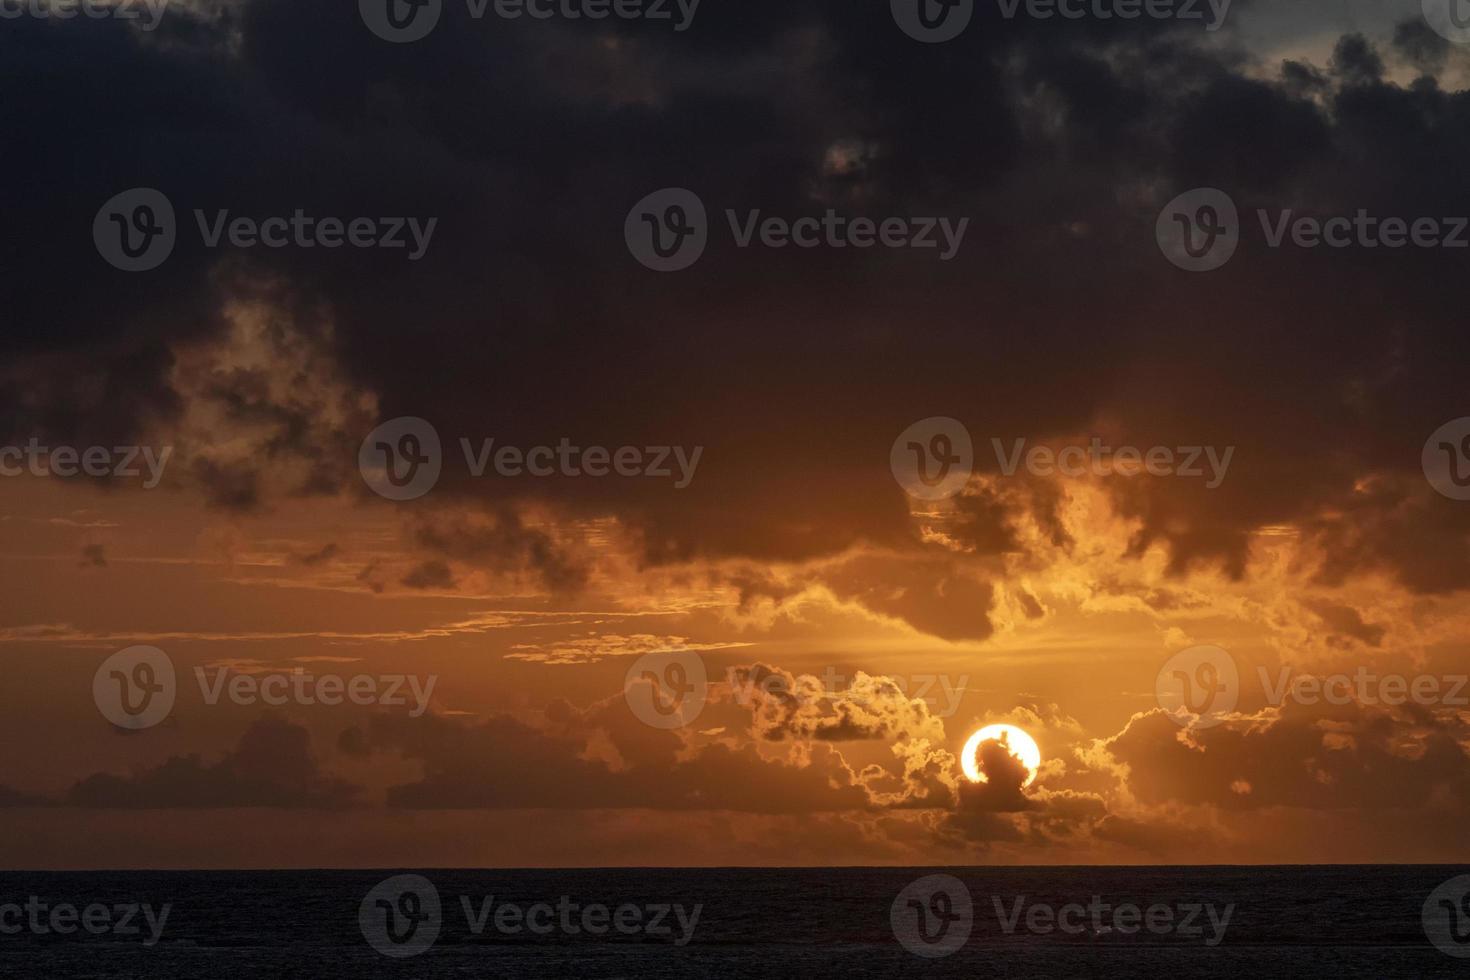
1304;599;1386;648
340;700;875;812
6;4;1470;601
0;785;53;808
410;507;589;593
399;558;457;589
1101;701;1470;813
1394;18;1453;75
65;716;360;808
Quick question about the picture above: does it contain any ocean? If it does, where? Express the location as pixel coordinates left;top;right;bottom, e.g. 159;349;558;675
0;865;1466;978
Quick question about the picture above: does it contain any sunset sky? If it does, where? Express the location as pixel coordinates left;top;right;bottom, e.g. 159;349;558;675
6;0;1470;868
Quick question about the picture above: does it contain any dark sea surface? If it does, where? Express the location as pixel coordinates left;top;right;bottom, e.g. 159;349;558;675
0;866;1467;978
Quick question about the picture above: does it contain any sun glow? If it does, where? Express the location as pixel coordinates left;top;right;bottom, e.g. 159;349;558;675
961;724;1041;786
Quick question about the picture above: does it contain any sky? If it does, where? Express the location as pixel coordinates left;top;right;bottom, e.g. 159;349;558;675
4;0;1470;867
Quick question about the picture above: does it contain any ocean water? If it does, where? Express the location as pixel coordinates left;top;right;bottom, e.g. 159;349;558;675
0;866;1466;978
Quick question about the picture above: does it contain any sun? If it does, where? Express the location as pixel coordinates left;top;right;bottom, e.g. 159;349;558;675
962;724;1041;786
